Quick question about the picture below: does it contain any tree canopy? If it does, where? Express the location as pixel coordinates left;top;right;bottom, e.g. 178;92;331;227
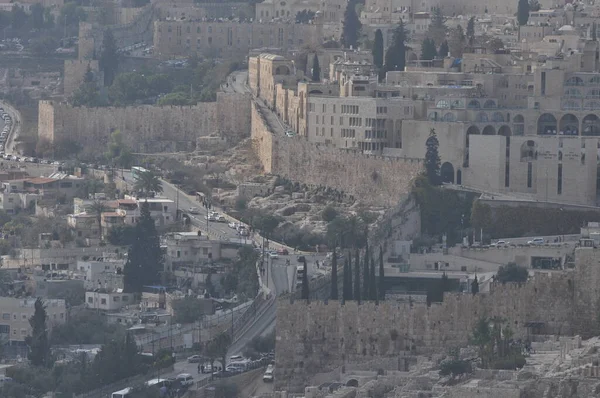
133;170;163;197
99;29;118;86
517;0;530;26
372;29;384;69
425;128;441;185
311;53;321;82
384;21;407;73
421;38;437;61
26;298;50;367
496;262;528;284
341;0;361;48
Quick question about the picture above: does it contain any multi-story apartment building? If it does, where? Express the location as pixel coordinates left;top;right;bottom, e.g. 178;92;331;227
0;298;66;344
251;35;600;206
255;0;346;23
153;19;323;58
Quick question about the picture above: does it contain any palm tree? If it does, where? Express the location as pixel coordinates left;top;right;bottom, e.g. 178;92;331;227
89;200;108;239
133;170;163;197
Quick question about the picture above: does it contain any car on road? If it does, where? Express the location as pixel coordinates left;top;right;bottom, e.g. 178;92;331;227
268;251;279;259
188;207;200;214
228;222;239;229
263;365;274;382
176;373;194;387
239;228;249;236
527;238;545;245
491;240;510;247
216;214;226;222
277;248;289;255
205;214;216;222
187;355;202;363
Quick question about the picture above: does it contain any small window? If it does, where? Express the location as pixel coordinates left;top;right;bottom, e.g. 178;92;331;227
101;298;107;305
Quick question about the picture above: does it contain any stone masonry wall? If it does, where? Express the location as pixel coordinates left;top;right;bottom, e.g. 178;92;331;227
251;102;423;207
275;269;577;392
39;94;251;153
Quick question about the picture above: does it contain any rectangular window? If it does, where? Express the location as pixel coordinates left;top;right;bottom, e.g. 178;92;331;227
541;71;546;95
101;298;107;305
113;296;120;302
527;162;533;188
557;164;563;195
2;313;9;320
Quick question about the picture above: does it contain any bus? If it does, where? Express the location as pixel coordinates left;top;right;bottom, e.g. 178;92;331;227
131;166;149;180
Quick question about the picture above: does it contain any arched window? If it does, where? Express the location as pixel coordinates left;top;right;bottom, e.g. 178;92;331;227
559;114;579;136
476;112;489;122
492;112;505;123
483;100;497;109
482;125;496;135
513;115;525;136
521;140;537;161
442;113;456;122
436;99;451;109
565;88;582;98
537;113;557;135
583;114;600;136
467;100;481;109
450;99;464;108
566;76;584;86
428;112;439;121
498;125;512;136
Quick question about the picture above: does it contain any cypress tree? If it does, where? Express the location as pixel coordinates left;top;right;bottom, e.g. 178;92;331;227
26;298;50;367
330;247;338;300
311;53;321;82
301;258;309;300
354;248;361;302
347;253;353;300
341;0;362;49
342;257;349;302
438;40;449;58
370;256;377;303
466;16;475;46
420;38;437;61
425;128;441;186
99;29;119;86
378;246;385;301
124;201;164;293
471;275;480;295
363;243;370;299
373;29;384;69
517;0;529;26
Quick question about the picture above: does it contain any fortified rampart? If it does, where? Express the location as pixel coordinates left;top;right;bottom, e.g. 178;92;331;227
38;93;250;153
275;247;600;392
251;102;423;207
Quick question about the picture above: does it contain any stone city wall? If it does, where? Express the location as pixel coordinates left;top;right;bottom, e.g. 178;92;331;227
38;93;250;153
251;102;423;207
275;267;578;392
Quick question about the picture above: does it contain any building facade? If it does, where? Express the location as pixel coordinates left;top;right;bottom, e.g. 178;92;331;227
0;298;66;343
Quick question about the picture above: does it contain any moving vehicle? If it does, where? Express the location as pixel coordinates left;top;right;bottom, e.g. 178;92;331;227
491;240;509;247
268;251;279;259
176;373;194;387
263;365;274;382
111;387;132;398
527;238;545;245
188;207;200;214
228;222;239;229
216;214;226;222
277;248;289;255
205;214;216;222
187;354;202;363
131;166;149;180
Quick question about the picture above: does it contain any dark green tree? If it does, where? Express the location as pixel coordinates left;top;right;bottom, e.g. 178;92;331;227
10;5;27;30
207;332;231;374
341;0;361;49
133;169;163;196
421;38;437;61
354;248;361;302
26;298;50;367
438;40;449;57
425;128;441;185
496;262;528;284
342;257;349;302
428;7;447;45
517;0;530;26
31;3;44;30
426;272;451;305
330;247;338;300
99;29;118;86
466;16;476;46
369;256;377;302
378;246;385;300
123;201;164;293
471;275;479;295
373;29;384;69
362;242;370;299
383;21;407;73
346;254;353;300
301;257;309;300
311;53;321;82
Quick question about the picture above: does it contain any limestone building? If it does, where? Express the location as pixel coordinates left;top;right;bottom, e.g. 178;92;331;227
152;19;323;58
0;298;66;344
255;0;346;23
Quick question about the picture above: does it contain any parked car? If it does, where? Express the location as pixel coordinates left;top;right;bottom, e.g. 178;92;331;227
491;240;510;247
268;252;279;259
228;222;238;229
176;373;194;387
216;214;226;222
188;207;200;214
277;248;289;255
527;238;545;245
187;355;202;363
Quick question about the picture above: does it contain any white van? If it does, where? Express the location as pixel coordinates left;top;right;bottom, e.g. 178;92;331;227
263;365;274;382
111;387;132;398
176;373;194;387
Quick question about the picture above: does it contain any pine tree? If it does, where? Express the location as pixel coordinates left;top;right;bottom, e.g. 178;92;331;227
471;275;480;295
517;0;530;26
342;257;349;302
330;247;338;300
341;0;361;49
449;25;466;58
425;128;441;185
311;53;321;82
421;38;437;61
370;256;377;303
354;248;361;302
123;201;164;293
363;243;370;299
428;7;447;46
466;17;475;46
378;246;385;301
373;29;384;69
27;298;50;367
301;258;309;300
384;21;407;74
438;40;449;58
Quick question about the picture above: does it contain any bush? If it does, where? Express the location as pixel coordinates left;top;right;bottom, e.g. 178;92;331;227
235;197;247;211
496;262;528;284
490;354;526;370
321;206;338;222
439;358;472;378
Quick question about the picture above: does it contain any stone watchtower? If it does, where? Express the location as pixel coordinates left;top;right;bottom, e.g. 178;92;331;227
78;22;95;61
62;22;100;97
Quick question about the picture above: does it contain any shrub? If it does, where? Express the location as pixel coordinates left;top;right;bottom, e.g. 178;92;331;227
321;206;338;222
439;358;472;378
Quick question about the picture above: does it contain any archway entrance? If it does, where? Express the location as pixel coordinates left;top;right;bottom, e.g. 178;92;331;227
441;162;455;183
